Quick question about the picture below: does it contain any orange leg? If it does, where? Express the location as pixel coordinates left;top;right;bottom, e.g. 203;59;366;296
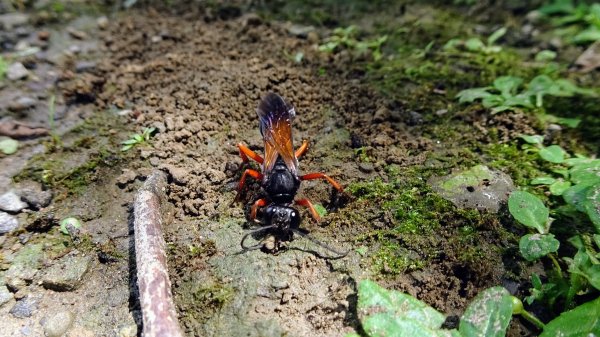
250;198;268;221
300;173;343;192
295;198;321;222
295;140;309;159
235;169;263;201
238;143;264;164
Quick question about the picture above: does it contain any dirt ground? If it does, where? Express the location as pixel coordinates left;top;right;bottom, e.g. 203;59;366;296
4;1;597;336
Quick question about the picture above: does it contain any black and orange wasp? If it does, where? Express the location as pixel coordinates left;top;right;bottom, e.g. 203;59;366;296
235;93;347;257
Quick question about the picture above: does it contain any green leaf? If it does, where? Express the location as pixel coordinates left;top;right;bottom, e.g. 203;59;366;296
573;27;600;44
121;144;133;152
519;233;560;261
563;184;592;212
314;203;328;218
539;145;566;163
456;88;492;103
549;180;571;195
569;160;600;185
487;27;507;46
567;247;600;290
465;38;485;51
535;50;557;62
0;56;7;79
493;76;523;97
357;280;447;330
531;177;556;185
363;313;461;337
459;287;513;337
121;139;139;145
540;297;600;337
0;137;19;155
518;134;544;144
555;117;581;128
584;184;600;233
508;191;549;234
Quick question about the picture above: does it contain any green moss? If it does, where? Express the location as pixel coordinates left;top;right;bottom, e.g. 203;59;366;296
372;241;426;275
347;177;394;200
483;142;542;187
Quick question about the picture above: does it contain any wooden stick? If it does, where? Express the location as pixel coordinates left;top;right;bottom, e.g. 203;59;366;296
134;171;183;337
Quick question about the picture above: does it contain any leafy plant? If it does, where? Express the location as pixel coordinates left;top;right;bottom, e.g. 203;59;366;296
444;27;507;54
121;127;156;152
538;0;600;45
350;280;547;337
0;55;7;80
318;25;388;61
456;74;595;113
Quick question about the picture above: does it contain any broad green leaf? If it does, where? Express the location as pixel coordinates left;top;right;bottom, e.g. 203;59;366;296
493;76;523;97
584;184;600;233
456;88;492;103
534;50;557;62
0;137;19;155
508;191;549;234
459;287;513;337
465;38;485;51
501;94;534;109
519;134;544;145
563;184;592;212
569;160;600;185
555;117;581;128
549;180;571;195
121;144;133;152
519;233;560;261
487;27;507;45
363;313;461;337
574;27;600;44
121;139;139;145
567;248;600;290
540;297;600;337
539;145;566;163
357;280;447;330
481;95;505;108
531;177;556;185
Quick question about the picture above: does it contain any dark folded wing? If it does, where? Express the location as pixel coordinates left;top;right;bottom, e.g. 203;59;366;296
257;93;298;175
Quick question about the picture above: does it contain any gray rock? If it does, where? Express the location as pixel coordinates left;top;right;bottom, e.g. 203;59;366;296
0;285;14;307
9;295;39;318
5;243;44;290
8;96;37;111
287;24;315;38
7;62;30;81
0;12;29;30
358;162;374;173
0;211;19;234
15;181;53;210
0;190;28;213
429;165;514;213
43;310;75;337
75;61;96;73
42;252;92;291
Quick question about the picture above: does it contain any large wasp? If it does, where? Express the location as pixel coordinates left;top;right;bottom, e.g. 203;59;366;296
235;93;347;257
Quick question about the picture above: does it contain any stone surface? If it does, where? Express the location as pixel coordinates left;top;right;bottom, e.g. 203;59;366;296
9;295;39;318
0;285;14;307
429;165;515;212
0;190;28;213
0;12;29;30
5;243;44;290
0;211;19;234
16;181;53;210
8;96;37;111
43;310;75;337
7;62;30;81
41;252;92;291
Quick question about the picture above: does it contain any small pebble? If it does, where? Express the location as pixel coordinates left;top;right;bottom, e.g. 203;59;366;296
0;190;28;213
97;16;109;30
0;211;19;234
9;296;38;318
43;310;75;337
358;162;374;173
7;62;29;81
37;30;50;40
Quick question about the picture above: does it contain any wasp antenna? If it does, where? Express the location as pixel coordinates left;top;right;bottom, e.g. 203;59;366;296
291;229;349;258
240;225;277;251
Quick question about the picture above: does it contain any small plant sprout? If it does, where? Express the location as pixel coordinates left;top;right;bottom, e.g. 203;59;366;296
121;127;156;152
318;25;388;61
444;27;507;54
457;74;596;113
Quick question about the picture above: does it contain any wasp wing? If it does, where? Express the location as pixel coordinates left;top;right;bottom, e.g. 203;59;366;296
257;93;298;175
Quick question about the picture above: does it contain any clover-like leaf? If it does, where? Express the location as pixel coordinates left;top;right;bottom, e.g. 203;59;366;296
549;180;571;196
456;87;493;103
493;76;523;97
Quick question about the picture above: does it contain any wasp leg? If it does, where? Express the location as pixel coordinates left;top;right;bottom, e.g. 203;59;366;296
299;173;344;192
235;169;263;201
238;143;264;165
294;140;309;159
250;198;268;221
295;198;321;222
